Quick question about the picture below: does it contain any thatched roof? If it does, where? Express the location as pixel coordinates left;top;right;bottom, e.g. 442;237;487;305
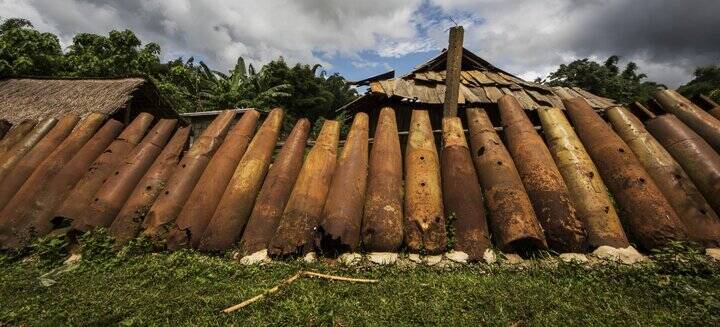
341;48;616;112
0;76;180;124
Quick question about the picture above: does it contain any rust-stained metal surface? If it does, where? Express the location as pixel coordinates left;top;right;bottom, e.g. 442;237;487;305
141;110;235;240
646;114;720;216
109;126;190;244
0;118;56;192
268;120;339;257
199;109;284;251
564;98;687;249
317;113;369;254
499;95;587;252
537;106;629;249
0;119;36;159
239;118;310;254
54;113;154;224
165;110;259;249
441;117;490;260
608;107;720;247
74;119;178;231
654;90;720;152
466;107;547;253
404;109;446;254
710;106;720;121
0;113;106;248
361;107;404;252
0;113;79;210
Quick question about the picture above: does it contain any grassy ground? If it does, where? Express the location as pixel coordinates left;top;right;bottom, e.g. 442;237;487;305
1;232;719;326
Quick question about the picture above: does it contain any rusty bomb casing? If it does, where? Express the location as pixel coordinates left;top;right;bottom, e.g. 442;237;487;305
316;112;369;254
466;108;547;253
537;106;629;249
499;95;587;253
0;114;79;210
403;109;446;254
141;110;235;240
109;126;190;244
0;113;106;248
74;119;178;232
654;90;720;152
361;107;404;253
238;118;310;254
165;109;260;249
198;109;284;251
268;120;339;257
608;107;720;247
564;98;687;250
441;117;491;260
0;119;35;159
0;118;56;194
646;114;720;216
54;113;154;224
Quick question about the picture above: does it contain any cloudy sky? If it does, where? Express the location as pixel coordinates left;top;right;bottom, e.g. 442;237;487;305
2;0;719;87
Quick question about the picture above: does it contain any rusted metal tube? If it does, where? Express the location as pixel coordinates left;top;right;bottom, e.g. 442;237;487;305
268;120;339;257
537;106;629;249
109;126;190;244
0;120;11;140
441;117;490;260
467;108;547;253
404;109;446;254
709;106;720;121
564;98;687;249
74;119;178;232
0;118;56;188
645;114;720;216
8;119;124;243
165;110;260;249
0;119;36;159
361;107;403;253
54;113;154;224
238;118;310;254
316;113;369;254
198;109;284;251
0;113;106;248
499;95;587;252
654;90;720;152
0;114;79;211
608;107;720;247
141;110;236;240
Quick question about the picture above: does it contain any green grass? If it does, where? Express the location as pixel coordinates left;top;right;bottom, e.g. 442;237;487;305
1;233;719;326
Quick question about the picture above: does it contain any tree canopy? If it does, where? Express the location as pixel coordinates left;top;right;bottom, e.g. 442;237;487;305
678;65;720;104
540;55;664;104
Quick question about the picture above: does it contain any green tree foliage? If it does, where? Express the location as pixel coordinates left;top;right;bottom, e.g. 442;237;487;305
64;30;161;77
0;17;64;76
542;55;663;104
678;65;720;104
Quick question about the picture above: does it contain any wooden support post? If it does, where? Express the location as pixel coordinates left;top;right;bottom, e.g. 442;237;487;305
443;26;464;117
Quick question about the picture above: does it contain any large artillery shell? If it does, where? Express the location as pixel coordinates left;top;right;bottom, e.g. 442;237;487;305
361;107;403;252
239;119;310;254
317;113;369;254
109;126;190;244
646;114;720;216
268;120;339;257
0;114;79;210
537;106;629;249
142;110;235;239
0;120;10;140
0;113;106;248
499;95;587;252
564;98;687;249
166;110;260;249
654;90;720;152
441;117;490;260
199;109;284;251
0;119;36;159
0;118;56;191
54;113;154;224
608;107;720;247
467;108;547;253
75;119;178;231
404;110;446;254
